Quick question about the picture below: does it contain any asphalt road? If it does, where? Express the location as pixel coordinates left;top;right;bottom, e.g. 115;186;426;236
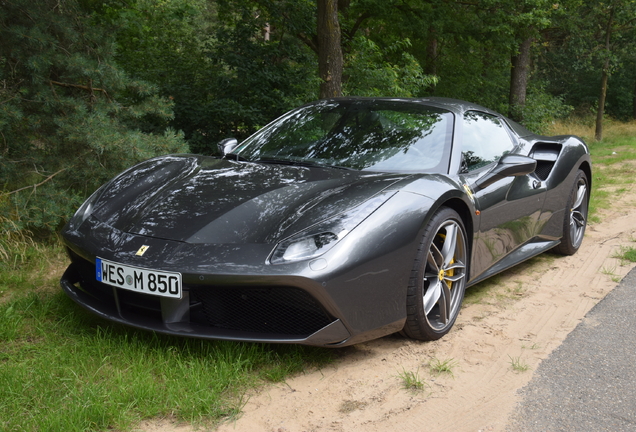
507;266;636;431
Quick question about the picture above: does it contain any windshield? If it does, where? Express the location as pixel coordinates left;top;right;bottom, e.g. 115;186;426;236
235;100;455;173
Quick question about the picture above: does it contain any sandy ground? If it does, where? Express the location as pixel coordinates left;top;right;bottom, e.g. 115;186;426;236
141;180;636;432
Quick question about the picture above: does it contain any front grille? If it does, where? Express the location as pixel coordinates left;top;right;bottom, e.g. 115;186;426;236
66;250;334;337
190;286;334;337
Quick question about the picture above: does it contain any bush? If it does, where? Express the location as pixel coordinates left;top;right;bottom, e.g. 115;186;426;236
518;83;574;134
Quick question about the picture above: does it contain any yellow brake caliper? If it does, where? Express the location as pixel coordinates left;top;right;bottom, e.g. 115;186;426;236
437;233;454;290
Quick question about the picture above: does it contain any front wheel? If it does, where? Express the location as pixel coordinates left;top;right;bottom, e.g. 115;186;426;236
402;207;468;341
554;170;589;256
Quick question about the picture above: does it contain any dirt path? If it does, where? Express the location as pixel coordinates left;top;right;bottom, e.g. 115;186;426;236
143;183;636;432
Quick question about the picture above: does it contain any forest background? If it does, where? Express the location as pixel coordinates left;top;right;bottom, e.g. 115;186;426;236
1;0;635;238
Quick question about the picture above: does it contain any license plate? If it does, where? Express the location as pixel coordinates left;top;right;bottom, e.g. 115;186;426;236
96;258;182;299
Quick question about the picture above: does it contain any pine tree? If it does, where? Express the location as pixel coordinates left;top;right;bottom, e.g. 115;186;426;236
0;0;188;234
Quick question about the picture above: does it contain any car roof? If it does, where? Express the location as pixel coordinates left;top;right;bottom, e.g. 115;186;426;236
314;96;495;115
305;97;536;138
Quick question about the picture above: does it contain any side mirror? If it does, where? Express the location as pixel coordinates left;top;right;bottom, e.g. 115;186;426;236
473;154;536;191
217;138;239;156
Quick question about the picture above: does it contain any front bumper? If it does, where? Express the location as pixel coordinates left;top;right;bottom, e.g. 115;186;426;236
61;259;352;346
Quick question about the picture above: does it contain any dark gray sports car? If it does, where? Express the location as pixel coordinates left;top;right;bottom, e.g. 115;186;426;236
60;97;591;347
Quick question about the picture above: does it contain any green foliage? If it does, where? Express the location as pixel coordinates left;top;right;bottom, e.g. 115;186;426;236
111;0;319;155
344;36;437;97
3;0;636;238
519;83;574;133
381;0;515;108
538;0;636;121
0;0;188;235
189;2;318;153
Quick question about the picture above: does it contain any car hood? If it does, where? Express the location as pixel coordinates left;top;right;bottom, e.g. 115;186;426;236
90;155;410;244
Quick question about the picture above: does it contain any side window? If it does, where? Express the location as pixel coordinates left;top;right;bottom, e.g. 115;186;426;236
462;111;515;172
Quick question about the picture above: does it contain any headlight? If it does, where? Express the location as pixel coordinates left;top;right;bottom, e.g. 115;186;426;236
269;191;395;264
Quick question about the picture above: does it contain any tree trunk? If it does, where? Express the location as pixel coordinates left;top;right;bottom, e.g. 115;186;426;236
317;0;343;99
595;61;609;141
508;36;533;122
426;27;438;77
595;8;614;141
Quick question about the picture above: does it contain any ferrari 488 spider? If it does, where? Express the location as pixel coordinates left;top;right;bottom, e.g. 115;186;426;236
60;97;591;347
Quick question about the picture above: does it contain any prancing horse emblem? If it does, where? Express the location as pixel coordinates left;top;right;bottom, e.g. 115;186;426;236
136;245;150;256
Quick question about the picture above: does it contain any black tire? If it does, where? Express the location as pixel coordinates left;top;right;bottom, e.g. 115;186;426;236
553;170;589;256
402;207;468;341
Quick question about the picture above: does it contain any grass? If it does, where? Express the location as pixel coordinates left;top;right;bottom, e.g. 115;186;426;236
397;368;427;391
464;276;503;306
521;342;540;350
614;246;636;264
506;282;526;298
464;253;555;308
0;239;333;431
0;289;333;431
600;264;622;282
508;355;530;373
0;221;66;304
429;358;459;377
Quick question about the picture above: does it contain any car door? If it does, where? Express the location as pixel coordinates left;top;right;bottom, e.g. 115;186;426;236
459;111;547;281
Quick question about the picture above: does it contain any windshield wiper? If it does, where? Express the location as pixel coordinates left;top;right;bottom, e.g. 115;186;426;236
255;157;300;165
224;153;249;162
256;157;354;171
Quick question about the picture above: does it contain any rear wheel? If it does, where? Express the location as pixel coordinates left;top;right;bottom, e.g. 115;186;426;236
554;170;589;256
403;207;468;341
